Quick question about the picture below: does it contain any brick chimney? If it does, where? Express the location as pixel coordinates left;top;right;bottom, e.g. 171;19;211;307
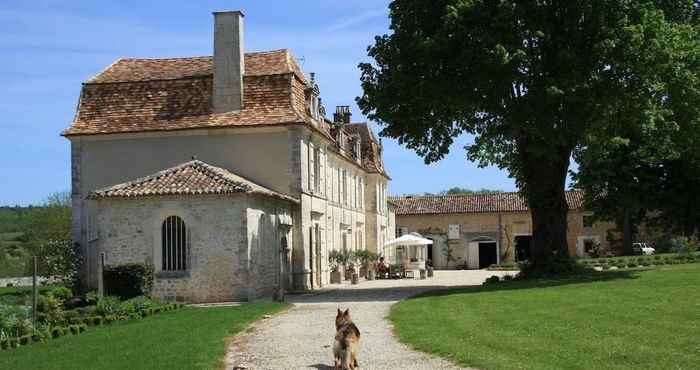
212;11;245;112
333;106;351;125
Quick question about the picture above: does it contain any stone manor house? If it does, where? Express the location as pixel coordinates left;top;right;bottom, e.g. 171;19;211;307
391;191;615;270
62;11;395;303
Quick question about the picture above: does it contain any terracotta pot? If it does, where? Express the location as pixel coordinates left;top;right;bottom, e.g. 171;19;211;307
359;266;368;278
330;269;342;284
351;273;360;285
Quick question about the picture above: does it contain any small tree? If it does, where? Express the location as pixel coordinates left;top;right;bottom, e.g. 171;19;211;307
441;241;460;269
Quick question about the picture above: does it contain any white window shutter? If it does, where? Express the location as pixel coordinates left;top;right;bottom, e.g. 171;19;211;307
309;142;315;192
319;149;326;196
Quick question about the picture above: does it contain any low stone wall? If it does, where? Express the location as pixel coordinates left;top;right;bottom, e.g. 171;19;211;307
0;276;56;287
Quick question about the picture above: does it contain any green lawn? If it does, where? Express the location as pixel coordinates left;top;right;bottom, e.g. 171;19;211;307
0;302;288;370
390;264;700;370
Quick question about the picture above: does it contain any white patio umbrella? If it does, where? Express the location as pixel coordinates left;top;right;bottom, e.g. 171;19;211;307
384;232;434;247
384;232;433;267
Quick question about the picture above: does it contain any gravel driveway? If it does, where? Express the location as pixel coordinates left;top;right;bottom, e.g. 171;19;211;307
225;270;513;370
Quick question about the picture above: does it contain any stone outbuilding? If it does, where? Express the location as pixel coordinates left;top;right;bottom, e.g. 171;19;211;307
390;191;615;269
89;160;297;302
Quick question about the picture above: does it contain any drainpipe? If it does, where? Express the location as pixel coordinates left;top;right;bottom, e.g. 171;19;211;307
497;213;502;265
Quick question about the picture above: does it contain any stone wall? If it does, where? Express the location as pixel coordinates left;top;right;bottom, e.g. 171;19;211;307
94;195;248;303
396;210;615;269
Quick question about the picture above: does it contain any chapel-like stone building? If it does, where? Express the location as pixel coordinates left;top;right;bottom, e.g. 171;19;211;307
63;11;395;303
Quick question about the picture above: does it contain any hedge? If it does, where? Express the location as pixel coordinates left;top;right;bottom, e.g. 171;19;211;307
103;263;154;299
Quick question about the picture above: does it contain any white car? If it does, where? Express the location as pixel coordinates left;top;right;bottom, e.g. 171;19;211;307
632;242;655;255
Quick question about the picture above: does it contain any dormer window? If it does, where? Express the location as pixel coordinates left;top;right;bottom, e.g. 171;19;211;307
354;138;362;162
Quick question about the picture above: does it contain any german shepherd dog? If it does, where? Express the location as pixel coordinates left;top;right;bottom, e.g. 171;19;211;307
333;308;361;369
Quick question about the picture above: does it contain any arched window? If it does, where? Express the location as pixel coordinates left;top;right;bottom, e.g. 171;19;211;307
161;216;187;271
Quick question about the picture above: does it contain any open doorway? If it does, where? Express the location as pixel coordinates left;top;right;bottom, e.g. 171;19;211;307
478;242;498;269
515;235;532;262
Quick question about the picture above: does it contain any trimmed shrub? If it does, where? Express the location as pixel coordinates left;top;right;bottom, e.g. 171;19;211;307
95;296;123;316
91;316;103;326
103;263;154;299
19;335;30;345
50;286;73;302
503;274;514;281
51;327;63;338
484;275;501;284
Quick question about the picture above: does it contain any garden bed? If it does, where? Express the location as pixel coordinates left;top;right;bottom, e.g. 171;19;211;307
1;285;184;351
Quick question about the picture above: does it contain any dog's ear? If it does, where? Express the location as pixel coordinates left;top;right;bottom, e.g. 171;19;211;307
337;308;342;316
344;308;350;317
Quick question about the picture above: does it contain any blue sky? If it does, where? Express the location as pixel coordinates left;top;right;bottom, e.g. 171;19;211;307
0;0;519;206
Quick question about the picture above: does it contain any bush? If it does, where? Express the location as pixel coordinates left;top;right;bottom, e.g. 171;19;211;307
50;327;64;338
9;338;19;348
36;294;65;325
103;263;154;299
49;286;73;303
69;325;80;335
90;316;103;326
95;296;123;316
503;274;514;281
484;275;501;285
19;335;30;345
671;236;699;256
104;315;117;324
0;339;8;349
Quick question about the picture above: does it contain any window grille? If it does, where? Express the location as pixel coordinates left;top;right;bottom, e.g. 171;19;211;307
161;216;187;271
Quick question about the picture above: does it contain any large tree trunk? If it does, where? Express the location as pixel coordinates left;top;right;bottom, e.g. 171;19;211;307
622;208;633;255
519;142;573;275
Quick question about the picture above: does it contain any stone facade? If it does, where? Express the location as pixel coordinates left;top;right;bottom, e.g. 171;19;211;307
395;210;615;269
92;194;294;303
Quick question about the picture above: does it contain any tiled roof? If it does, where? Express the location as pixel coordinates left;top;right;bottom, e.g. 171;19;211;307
86;50;304;83
89;160;298;203
63;50;309;136
390;190;584;215
343;123;388;176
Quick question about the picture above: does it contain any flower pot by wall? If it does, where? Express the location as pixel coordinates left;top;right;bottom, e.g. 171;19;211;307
344;268;353;281
330;270;342;284
359;266;368;278
367;270;376;281
351;273;359;285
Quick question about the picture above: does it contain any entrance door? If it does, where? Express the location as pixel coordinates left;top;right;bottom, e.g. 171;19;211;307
478;242;497;269
467;242;479;269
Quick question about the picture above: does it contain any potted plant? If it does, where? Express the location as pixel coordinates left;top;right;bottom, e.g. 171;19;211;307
328;250;342;284
360;251;379;280
347;251;360;284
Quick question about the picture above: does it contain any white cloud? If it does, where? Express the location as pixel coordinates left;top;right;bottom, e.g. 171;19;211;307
323;9;387;33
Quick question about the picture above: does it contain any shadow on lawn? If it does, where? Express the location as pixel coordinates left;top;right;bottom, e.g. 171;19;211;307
407;269;646;300
288;285;458;304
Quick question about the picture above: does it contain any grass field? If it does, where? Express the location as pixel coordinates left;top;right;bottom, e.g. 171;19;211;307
0;232;30;278
0;302;288;370
390;264;700;370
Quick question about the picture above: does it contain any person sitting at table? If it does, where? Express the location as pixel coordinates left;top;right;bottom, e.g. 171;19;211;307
376;257;388;278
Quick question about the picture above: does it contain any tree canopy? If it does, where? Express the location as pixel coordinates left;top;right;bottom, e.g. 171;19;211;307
358;0;700;273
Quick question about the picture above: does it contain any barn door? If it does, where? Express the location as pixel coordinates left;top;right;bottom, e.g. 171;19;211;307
467;242;479;269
